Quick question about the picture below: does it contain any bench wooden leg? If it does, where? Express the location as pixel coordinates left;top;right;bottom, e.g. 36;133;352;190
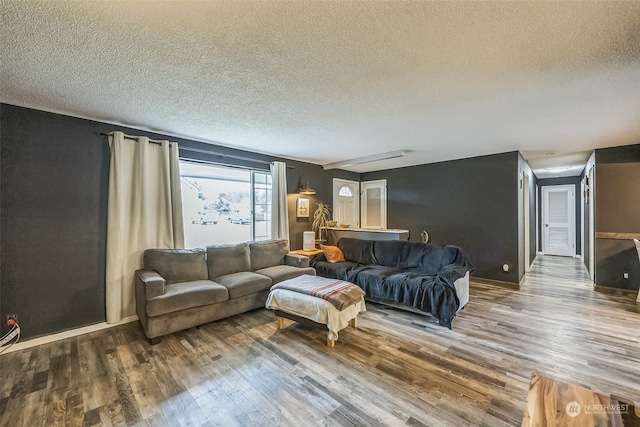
276;316;285;330
349;316;358;329
327;334;335;348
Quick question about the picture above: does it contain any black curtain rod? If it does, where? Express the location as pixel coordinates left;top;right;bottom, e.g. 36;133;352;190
98;132;294;168
179;145;282;167
98;132;163;145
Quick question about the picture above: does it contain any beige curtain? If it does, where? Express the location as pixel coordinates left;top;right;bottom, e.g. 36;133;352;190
106;131;185;323
271;161;289;240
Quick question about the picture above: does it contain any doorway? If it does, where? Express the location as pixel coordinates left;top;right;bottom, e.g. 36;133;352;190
542;184;576;257
332;178;360;228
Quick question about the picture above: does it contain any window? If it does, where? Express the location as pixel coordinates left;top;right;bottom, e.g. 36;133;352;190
338;185;353;197
361;179;387;229
180;161;272;248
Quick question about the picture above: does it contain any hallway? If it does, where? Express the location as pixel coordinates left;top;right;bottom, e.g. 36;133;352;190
525;254;592;283
464;254;640;405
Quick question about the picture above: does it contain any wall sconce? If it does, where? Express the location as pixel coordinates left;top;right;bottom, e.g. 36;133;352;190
421;228;431;243
298;176;316;195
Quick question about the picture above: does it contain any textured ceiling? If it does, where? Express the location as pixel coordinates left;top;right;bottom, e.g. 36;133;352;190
2;1;640;175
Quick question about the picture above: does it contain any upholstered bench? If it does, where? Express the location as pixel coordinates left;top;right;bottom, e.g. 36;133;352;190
265;274;366;347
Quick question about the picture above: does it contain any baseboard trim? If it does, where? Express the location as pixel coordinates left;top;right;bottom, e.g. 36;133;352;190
0;315;139;355
593;285;639;297
470;277;521;290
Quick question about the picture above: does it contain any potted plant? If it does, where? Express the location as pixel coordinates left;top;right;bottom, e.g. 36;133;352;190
312;202;332;241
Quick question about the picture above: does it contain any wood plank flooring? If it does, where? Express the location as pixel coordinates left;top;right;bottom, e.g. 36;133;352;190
1;255;639;426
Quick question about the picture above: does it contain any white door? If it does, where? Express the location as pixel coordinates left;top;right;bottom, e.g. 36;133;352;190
361;179;387;229
542;185;575;257
333;178;360;228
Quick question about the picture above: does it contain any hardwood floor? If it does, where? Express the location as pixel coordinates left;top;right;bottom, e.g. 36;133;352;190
1;255;639;426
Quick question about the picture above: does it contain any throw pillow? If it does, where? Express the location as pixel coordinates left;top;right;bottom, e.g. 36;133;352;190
321;245;345;263
206;242;251;278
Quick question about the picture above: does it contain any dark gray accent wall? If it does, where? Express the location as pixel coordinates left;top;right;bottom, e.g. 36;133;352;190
362;152;520;283
287;168;359;251
594;152;640;290
0;103;349;339
595;144;640;164
1;104;109;338
536;176;582;256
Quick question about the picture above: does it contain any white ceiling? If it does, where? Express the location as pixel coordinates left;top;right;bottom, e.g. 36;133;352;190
2;1;639;176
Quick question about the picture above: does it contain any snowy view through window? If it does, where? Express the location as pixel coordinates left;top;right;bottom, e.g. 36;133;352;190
180;162;271;248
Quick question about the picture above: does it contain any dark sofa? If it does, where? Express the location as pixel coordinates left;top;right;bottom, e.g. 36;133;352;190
311;238;473;328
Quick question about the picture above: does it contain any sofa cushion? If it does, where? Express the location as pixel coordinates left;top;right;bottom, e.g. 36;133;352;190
407;243;451;275
255;265;316;285
146;280;228;317
352;265;403;297
144;249;208;285
206;242;251;279
339;239;449;275
249;239;289;271
214;271;272;299
372;240;407;268
338;238;377;265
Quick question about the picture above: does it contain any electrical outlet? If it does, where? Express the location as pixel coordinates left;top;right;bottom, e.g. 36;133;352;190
6;314;17;324
623;272;629;279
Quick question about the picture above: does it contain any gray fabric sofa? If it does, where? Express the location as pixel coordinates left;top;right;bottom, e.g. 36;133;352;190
135;238;315;343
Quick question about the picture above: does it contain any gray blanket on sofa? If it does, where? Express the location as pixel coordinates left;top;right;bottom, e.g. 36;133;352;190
311;238;473;328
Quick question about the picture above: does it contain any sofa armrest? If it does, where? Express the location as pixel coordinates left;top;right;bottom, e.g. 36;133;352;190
136;269;166;299
285;253;310;268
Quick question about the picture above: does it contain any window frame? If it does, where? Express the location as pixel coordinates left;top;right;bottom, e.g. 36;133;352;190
179;160;272;246
361;179;387;229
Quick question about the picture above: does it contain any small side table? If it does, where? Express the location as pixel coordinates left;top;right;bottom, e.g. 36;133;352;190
291;248;323;262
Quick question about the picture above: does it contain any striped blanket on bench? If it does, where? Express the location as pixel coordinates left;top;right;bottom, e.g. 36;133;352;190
271;274;365;311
